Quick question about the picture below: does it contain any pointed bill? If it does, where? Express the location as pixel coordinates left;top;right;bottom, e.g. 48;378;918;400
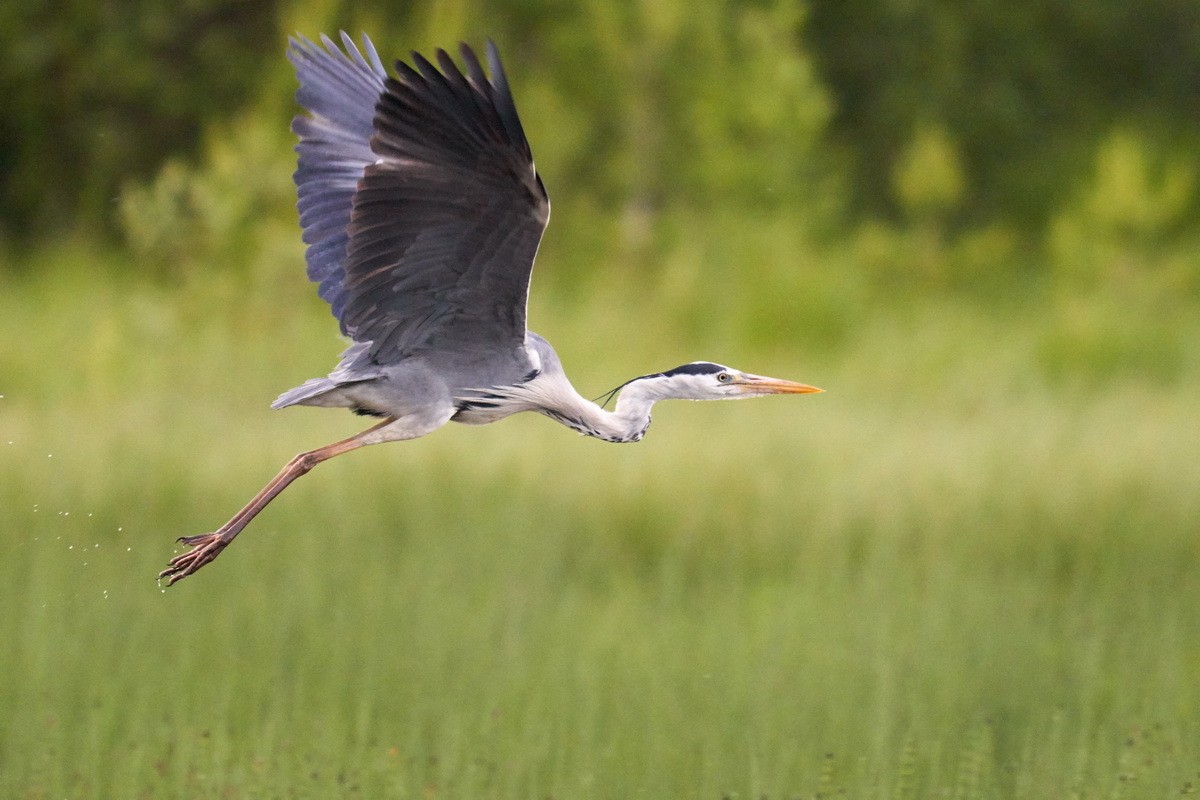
733;373;823;395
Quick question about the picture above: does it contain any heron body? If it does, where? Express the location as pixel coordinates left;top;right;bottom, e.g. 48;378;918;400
160;33;821;585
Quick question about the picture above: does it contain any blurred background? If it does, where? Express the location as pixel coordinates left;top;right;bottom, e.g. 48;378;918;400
2;0;1198;797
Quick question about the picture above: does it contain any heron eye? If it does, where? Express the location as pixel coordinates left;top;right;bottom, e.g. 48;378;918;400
716;372;732;383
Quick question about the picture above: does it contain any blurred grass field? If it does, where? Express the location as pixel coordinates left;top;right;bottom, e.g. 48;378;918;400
2;238;1198;798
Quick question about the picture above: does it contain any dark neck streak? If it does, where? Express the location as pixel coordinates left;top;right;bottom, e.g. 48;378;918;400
544;377;659;443
540;406;650;443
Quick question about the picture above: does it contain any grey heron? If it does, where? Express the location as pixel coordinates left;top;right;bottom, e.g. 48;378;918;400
159;33;822;586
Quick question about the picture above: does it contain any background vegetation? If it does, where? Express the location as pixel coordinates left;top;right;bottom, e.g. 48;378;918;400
2;0;1198;797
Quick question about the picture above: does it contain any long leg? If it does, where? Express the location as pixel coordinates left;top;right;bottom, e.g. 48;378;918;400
159;417;396;586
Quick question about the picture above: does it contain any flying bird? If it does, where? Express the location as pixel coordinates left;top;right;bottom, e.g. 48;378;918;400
160;33;822;585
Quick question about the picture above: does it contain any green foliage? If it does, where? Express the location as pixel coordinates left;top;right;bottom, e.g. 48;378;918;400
4;0;1200;276
1032;131;1200;385
0;0;281;241
551;0;834;213
117;113;298;283
1048;130;1200;294
111;0;839;292
805;0;1200;227
892;124;966;223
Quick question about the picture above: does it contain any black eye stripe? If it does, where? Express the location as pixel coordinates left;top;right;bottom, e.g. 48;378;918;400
657;362;725;378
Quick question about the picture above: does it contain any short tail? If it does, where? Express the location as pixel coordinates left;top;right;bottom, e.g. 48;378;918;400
271;378;340;410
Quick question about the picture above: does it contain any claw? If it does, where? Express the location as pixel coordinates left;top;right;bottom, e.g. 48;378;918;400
158;532;229;586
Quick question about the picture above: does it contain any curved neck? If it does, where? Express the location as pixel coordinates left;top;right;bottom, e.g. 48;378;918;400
536;378;659;443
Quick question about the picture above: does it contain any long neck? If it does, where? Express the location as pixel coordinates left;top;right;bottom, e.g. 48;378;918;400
538;378;659;444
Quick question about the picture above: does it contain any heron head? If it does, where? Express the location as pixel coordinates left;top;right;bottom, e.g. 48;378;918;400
638;361;823;402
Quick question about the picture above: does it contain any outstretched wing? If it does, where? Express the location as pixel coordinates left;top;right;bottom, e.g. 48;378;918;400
343;41;550;364
287;33;388;335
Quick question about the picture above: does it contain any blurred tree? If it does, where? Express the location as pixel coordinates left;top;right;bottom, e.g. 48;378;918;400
3;0;837;256
11;0;1200;294
0;0;280;243
892;124;965;224
805;0;1200;229
505;0;838;261
1049;130;1198;293
114;0;840;287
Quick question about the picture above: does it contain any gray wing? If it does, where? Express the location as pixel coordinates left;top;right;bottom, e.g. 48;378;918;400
288;33;388;335
344;41;550;364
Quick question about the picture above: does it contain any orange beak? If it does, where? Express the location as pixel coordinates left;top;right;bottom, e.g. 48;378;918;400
734;374;824;396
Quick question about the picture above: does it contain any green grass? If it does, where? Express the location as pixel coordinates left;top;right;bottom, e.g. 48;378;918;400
2;245;1199;798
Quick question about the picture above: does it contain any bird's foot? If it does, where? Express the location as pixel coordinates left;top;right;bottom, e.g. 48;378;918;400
158;532;230;586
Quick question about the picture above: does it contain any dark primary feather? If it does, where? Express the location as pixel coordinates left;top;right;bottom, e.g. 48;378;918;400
343;40;550;365
288;33;387;335
287;36;548;367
